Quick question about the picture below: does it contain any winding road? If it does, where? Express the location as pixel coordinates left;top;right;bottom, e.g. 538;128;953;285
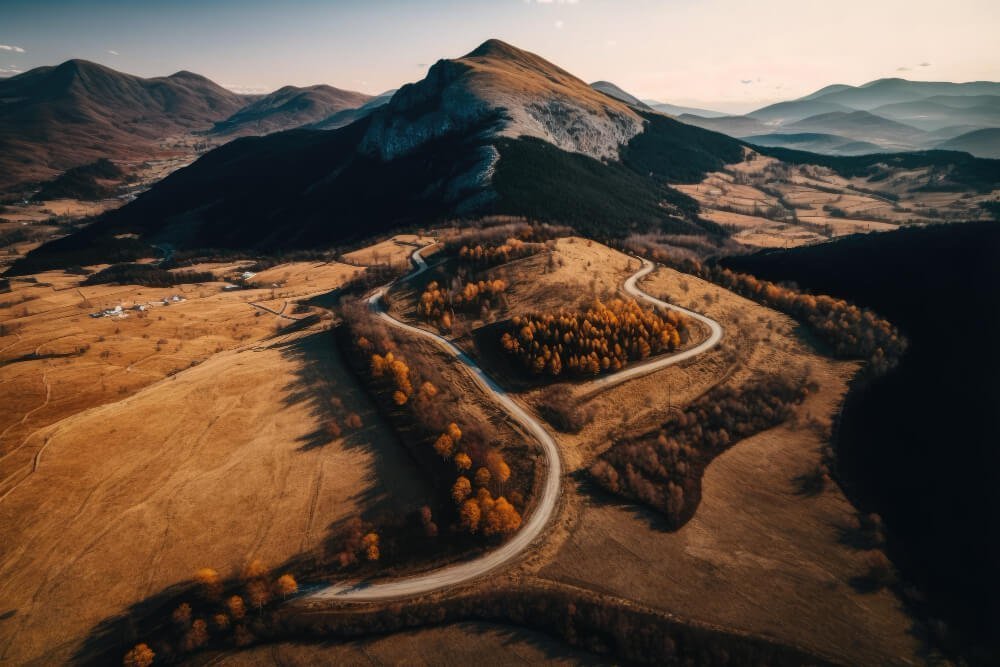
309;246;723;602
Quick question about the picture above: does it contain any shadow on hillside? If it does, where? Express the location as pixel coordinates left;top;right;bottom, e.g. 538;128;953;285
570;469;679;533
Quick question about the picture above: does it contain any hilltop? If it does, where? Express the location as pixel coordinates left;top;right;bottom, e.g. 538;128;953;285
211;84;372;136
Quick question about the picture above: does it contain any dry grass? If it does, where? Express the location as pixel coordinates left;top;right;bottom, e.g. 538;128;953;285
0;240;435;665
520;258;923;665
341;234;435;268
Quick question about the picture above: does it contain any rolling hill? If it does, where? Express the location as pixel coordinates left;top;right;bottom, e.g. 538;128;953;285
741;132;882;155
211;84;372;136
784;110;927;148
309;89;396;130
642;100;727;118
0;59;249;189
936;127;1000;159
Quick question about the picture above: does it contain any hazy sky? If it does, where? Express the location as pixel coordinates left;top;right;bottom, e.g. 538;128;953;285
2;0;998;113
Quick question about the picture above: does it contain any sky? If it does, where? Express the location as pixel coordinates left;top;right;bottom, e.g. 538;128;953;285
1;0;998;114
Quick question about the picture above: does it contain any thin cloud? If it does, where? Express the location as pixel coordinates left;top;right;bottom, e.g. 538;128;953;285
0;44;25;53
919;62;931;67
897;66;911;72
0;66;22;75
554;20;565;29
108;50;120;56
740;79;753;85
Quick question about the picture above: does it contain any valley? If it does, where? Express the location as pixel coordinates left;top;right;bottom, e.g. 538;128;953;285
1;21;998;666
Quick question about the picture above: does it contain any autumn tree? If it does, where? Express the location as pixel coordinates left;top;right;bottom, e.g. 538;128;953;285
474;467;492;488
194;567;222;600
171;602;192;629
486;451;511;495
123;643;155;667
226;595;247;620
345;412;363;429
459;499;481;533
452;476;472;503
182;619;209;652
433;433;454;458
274;573;298;599
454;452;472;471
363;532;380;561
419;505;439;537
242;560;271;612
482;496;522;536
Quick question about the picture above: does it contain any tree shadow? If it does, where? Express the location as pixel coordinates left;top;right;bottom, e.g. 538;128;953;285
792;467;828;498
570;469;679;533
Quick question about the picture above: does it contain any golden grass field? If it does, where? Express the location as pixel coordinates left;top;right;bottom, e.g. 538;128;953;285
517;248;923;665
378;236;923;664
0;233;928;664
0;246;434;664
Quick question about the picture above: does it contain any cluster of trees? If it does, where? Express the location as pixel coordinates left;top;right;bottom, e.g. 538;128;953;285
703;265;905;374
33;158;123;202
455;237;541;269
344;305;530;543
418;279;508;330
332;517;382;567
83;263;216;287
500;298;686;377
591;374;813;528
629;246;906;375
284;580;825;666
450;449;521;536
123;562;298;665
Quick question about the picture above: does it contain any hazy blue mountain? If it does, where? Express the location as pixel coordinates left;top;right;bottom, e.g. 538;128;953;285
936;127;1000;159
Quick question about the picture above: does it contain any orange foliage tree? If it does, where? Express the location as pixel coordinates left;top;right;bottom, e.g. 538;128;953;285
123;643;155;667
501;298;685;377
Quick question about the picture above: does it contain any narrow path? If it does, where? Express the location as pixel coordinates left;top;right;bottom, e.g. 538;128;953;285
309;246;723;602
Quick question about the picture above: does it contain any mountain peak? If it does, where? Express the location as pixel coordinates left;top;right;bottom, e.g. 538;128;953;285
465;38;525;59
361;39;644;164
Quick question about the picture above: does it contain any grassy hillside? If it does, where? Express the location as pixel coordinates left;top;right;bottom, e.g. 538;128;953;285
723;222;1000;661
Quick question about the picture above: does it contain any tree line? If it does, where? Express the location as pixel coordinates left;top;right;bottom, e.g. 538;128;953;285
626;243;906;376
454;237;542;270
344;302;527;540
500;298;688;377
418;278;509;330
591;374;814;528
82;263;216;288
123;561;298;666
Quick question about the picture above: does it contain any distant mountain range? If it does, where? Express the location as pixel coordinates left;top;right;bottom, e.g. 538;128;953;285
0;60;385;191
14;39;1000;275
673;77;1000;157
0;59;249;189
210;84;372;136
